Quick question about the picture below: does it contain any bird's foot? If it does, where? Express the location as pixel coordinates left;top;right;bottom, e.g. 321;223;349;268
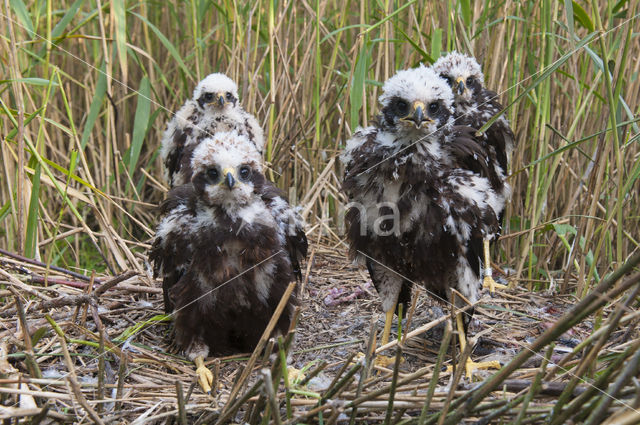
352;351;370;366
464;357;501;380
287;366;306;384
194;356;214;394
448;358;500;380
352;352;403;369
483;275;508;294
374;354;401;368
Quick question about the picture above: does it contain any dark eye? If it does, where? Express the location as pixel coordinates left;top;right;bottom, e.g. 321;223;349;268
396;100;408;114
226;92;233;100
203;92;214;102
206;167;219;181
428;102;439;113
466;76;474;85
441;74;453;86
239;165;251;180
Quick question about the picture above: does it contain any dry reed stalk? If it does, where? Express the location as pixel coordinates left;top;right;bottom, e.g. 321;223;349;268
1;2;639;420
56;335;105;425
220;282;296;417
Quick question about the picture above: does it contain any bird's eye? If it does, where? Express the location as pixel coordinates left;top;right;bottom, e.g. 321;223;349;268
206;167;219;181
203;93;214;102
226;92;233;100
466;76;474;85
428;102;439;113
396;100;408;114
239;165;251;180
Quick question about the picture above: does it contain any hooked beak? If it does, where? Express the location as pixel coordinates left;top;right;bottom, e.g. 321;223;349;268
401;101;432;129
223;168;236;189
455;77;466;95
217;92;226;107
208;92;227;107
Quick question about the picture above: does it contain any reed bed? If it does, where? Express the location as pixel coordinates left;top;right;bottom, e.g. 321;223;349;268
1;248;639;423
1;0;639;423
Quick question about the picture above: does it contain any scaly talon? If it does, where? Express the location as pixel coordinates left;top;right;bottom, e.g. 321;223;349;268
463;358;501;380
194;356;213;394
374;354;401;368
353;308;405;370
449;358;501;379
452;307;500;380
483;275;508;293
375;308;404;368
287;366;306;384
352;352;403;368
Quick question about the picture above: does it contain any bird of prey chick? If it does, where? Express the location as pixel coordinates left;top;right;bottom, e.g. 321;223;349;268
432;52;514;293
342;65;503;377
150;131;305;393
160;73;265;187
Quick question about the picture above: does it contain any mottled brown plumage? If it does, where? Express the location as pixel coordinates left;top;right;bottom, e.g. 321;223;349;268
150;134;306;360
342;65;507;375
342;65;504;319
432;51;514;181
160;73;264;188
432;52;513;296
342;124;500;318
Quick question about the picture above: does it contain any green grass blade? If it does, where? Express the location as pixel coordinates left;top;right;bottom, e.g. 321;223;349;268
9;0;34;36
430;28;442;60
477;31;597;135
397;28;434;63
570;1;594;31
50;0;84;40
130;11;195;81
24;163;41;258
0;78;59;87
112;0;128;82
350;43;370;130
0;201;11;224
360;0;417;36
127;76;151;177
80;62;108;150
459;0;472;27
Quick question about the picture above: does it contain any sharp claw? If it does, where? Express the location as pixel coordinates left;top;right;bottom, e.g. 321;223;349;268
287;367;306;384
196;365;214;394
483;275;508;294
464;358;501;380
194;356;214;394
374;354;399;368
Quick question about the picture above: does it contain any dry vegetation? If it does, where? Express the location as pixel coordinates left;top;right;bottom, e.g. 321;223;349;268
1;0;639;423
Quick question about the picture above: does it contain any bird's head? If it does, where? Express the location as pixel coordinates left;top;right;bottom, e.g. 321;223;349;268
193;73;239;111
432;52;484;104
190;132;263;208
379;65;454;139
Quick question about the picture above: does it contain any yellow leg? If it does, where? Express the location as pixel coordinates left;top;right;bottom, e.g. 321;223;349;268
455;311;500;379
375;307;400;368
194;356;213;394
287;367;306;384
380;309;395;346
482;239;508;293
355;305;402;368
